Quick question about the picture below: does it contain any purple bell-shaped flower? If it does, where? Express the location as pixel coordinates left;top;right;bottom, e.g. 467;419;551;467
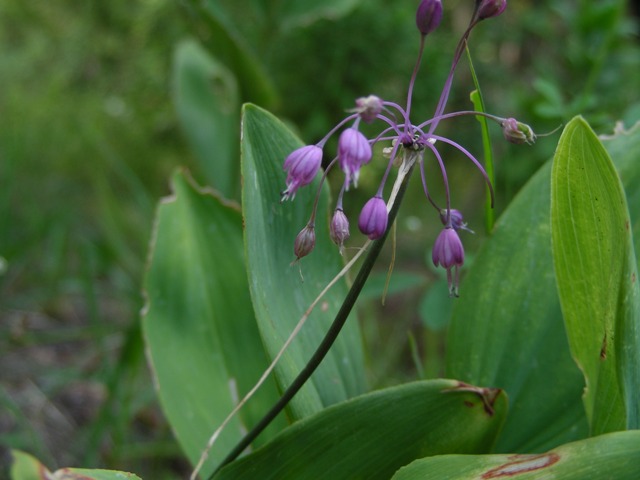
282;145;323;201
432;227;465;297
338;128;372;189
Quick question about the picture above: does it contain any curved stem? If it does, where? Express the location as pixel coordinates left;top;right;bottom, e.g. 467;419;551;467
209;162;416;479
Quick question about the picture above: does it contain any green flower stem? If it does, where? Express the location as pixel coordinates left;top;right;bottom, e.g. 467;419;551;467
209;163;416;478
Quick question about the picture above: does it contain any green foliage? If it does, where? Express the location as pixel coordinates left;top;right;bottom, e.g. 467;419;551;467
4;0;640;478
446;157;588;453
551;117;640;433
142;170;286;476
213;380;506;480
173;40;241;199
241;105;367;419
391;431;640;480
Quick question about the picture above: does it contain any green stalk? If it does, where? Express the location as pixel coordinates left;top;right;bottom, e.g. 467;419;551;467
466;46;495;233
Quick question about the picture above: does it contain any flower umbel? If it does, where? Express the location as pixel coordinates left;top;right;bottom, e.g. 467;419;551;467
279;1;531;295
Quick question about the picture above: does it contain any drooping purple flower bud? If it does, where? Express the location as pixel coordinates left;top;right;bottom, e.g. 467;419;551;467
439;209;475;233
416;0;443;36
476;0;507;20
338;128;372;189
432;227;465;297
282;145;323;201
330;208;350;252
501;118;536;145
294;223;316;260
353;95;383;123
358;196;388;240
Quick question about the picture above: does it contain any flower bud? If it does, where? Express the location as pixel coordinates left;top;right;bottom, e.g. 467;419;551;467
416;0;443;36
294;223;316;260
358;196;388;240
282;145;323;201
353;95;383;123
338;128;372;189
501;118;536;145
439;209;474;233
476;0;507;20
330;208;350;251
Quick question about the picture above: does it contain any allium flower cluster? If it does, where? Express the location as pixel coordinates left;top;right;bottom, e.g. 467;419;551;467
281;0;532;295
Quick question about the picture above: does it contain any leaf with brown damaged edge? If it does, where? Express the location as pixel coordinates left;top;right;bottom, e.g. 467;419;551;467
443;382;503;416
390;430;640;479
213;379;507;480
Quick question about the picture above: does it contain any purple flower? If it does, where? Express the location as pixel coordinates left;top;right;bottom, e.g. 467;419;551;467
432;227;465;297
358;196;388;240
439;209;474;233
282;145;323;201
338;128;372;189
501;117;536;145
330;208;350;252
294;223;316;260
476;0;507;20
416;0;443;36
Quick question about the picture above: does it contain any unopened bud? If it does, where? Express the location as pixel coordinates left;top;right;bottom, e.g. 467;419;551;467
294;223;316;260
358;196;388;240
476;0;507;20
330;208;350;252
416;0;443;36
439;209;474;233
502;118;536;145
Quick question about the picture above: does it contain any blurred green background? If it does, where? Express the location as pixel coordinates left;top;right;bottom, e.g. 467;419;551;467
1;0;638;476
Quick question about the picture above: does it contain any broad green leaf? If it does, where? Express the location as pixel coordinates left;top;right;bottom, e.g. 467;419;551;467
551;116;640;433
173;39;240;199
446;160;588;453
142;170;286;476
603;124;640;429
391;430;640;480
602;121;640;268
241;103;366;420
214;379;507;480
275;0;362;30
10;450;142;480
